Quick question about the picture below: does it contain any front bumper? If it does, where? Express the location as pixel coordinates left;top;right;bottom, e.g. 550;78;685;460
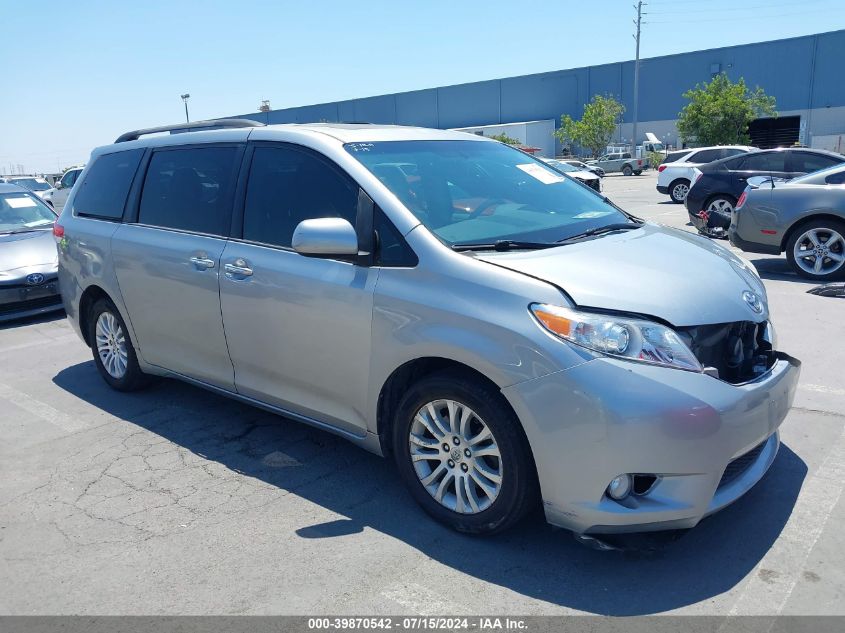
502;352;800;534
0;276;63;323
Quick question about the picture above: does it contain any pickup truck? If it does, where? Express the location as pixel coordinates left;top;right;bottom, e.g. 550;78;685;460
586;152;648;176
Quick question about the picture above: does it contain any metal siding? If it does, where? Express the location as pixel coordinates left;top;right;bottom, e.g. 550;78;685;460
500;71;581;124
395;89;439;127
226;31;845;134
811;30;845;107
437;80;501;128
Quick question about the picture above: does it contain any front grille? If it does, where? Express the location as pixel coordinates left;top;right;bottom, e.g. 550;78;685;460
718;441;767;488
677;321;775;384
0;295;62;316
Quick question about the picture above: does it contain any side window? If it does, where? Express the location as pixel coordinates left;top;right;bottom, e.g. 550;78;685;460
691;149;720;163
138;146;240;236
722;148;746;159
791;152;842;174
825;171;845;185
375;209;417;267
62;169;80;188
736;153;786;172
242;145;358;248
72;150;144;219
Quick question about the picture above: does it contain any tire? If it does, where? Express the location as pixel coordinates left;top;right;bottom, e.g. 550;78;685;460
703;194;736;216
391;370;538;535
87;298;150;391
669;179;690;204
785;218;845;281
621;165;633;176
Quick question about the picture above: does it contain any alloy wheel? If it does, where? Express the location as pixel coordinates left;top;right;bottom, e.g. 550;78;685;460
95;311;128;379
672;182;689;201
408;399;503;514
706;197;734;214
793;227;845;276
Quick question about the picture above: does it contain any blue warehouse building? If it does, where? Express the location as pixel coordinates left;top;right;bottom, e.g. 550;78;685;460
231;30;845;155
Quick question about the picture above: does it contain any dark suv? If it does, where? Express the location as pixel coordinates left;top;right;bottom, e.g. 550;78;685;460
685;148;845;235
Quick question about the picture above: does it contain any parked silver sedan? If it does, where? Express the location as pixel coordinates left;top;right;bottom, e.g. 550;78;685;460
730;163;845;281
0;184;62;322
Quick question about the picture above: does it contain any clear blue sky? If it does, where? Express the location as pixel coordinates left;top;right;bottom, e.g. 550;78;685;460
2;0;843;173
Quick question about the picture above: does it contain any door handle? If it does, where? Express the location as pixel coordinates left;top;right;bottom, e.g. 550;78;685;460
224;260;253;278
190;256;215;270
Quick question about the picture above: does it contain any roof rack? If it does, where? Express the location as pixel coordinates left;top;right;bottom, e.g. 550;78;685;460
115;118;264;143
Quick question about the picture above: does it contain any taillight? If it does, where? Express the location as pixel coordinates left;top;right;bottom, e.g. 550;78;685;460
658;164;667;172
736;191;747;210
53;223;64;239
694;172;704;184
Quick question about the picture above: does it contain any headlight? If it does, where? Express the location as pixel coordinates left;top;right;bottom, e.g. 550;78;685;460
530;303;702;372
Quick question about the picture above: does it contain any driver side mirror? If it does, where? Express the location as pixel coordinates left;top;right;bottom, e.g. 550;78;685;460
292;217;359;257
54;181;63;190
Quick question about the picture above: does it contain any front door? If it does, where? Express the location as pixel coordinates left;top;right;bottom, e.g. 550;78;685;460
219;143;377;434
112;144;243;390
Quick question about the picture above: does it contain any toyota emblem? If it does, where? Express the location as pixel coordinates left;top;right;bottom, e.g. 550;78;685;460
25;273;45;286
742;290;763;314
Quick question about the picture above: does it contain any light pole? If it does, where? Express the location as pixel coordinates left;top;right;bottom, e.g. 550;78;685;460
632;2;645;155
181;93;191;123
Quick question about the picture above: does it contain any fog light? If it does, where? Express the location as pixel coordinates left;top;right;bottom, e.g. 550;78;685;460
607;474;632;500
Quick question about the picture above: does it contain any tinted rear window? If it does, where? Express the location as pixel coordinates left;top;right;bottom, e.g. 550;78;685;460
138;146;240;236
791;152;843;174
732;152;787;172
662;151;692;164
73;149;144;219
689;149;722;163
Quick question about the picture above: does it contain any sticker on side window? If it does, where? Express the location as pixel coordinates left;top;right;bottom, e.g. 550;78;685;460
6;197;37;208
516;163;565;184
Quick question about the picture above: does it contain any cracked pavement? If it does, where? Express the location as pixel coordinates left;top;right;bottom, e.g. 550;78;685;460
1;172;843;615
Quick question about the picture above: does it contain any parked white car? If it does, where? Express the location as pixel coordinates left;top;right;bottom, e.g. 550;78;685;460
656;146;756;203
40;166;84;211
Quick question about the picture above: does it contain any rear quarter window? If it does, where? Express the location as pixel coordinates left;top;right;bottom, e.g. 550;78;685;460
72;149;144;219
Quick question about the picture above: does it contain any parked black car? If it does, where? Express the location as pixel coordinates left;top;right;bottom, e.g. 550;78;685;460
684;148;845;236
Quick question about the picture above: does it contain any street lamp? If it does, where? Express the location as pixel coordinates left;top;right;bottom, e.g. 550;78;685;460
181;93;191;123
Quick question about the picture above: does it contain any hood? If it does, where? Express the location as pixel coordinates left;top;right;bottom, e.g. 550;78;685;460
475;224;768;327
0;230;59;277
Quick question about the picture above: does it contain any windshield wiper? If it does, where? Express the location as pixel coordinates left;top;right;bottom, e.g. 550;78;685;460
2;226;52;235
557;222;643;244
451;239;559;252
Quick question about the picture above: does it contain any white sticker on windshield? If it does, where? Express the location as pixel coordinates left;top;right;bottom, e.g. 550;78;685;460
573;211;615;219
516;163;565;184
6;197;37;208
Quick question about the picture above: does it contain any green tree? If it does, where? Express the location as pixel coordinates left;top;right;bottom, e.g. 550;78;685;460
677;73;776;145
489;132;521;145
554;94;625;158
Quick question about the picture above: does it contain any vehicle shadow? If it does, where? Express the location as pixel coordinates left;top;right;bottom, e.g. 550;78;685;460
748;256;821;286
0;310;65;331
53;362;806;616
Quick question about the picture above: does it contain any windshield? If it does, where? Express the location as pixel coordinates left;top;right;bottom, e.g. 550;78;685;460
0;192;57;233
542;159;579;173
346;140;627;247
10;178;50;192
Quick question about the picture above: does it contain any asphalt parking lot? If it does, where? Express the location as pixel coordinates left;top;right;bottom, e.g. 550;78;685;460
1;170;843;616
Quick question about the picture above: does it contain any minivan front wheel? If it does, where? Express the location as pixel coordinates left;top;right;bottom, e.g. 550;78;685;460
88;299;149;391
392;371;537;534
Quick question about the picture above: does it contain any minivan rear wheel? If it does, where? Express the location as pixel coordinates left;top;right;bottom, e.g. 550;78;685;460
391;370;538;534
88;298;150;391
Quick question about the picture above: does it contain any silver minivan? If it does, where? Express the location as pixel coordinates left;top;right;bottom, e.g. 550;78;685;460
57;120;800;538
